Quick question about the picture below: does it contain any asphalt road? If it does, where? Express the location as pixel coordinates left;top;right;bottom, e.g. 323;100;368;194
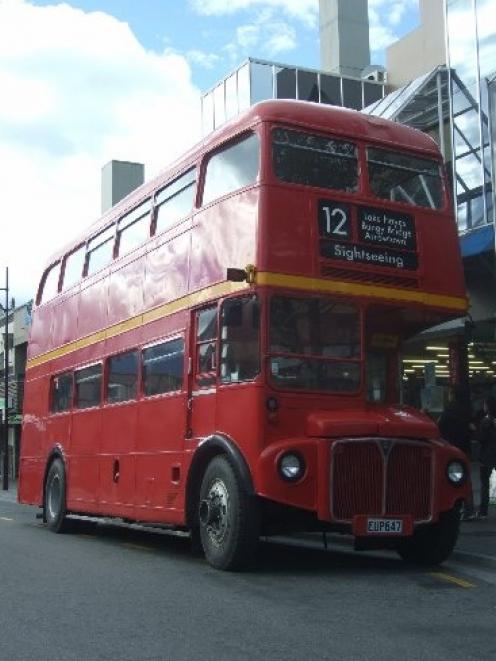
1;496;495;661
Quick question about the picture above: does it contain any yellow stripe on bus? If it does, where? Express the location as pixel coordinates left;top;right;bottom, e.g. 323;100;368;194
256;272;469;313
26;280;249;371
25;272;468;371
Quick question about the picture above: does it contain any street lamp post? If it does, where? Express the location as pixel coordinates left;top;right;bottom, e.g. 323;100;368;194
1;267;11;491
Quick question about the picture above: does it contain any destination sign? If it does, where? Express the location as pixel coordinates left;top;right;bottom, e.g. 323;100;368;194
320;241;418;271
358;207;416;251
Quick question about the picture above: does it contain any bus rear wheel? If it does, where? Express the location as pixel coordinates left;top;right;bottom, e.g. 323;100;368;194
44;458;69;533
396;505;461;565
198;455;259;571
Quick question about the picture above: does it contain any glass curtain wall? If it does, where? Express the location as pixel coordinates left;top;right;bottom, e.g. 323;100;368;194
201;58;384;134
446;0;496;230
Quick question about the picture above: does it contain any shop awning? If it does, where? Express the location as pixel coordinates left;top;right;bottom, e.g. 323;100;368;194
459;225;494;258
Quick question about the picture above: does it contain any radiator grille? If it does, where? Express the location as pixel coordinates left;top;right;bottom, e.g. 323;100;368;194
331;440;432;522
332;442;384;520
386;444;432;520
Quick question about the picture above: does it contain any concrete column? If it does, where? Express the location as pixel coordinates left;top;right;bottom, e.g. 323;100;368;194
101;160;144;214
319;0;370;77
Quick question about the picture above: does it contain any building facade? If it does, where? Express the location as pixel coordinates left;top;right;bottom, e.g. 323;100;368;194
201;57;385;135
0;302;31;478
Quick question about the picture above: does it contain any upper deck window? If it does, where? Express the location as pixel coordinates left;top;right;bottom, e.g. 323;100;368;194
269;296;361;393
86;224;115;277
117;199;151;257
155;168;196;233
202;133;260;206
367;148;443;210
62;245;85;291
39;261;61;304
272;128;358;193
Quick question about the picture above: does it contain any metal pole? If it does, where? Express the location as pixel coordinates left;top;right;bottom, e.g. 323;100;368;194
2;267;9;490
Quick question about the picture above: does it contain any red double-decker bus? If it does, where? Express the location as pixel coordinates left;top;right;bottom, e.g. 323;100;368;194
19;100;470;570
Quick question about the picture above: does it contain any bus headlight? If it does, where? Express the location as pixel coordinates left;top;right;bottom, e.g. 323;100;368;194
278;452;305;482
447;461;466;485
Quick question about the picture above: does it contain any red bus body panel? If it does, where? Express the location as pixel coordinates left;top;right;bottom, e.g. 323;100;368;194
19;101;470;535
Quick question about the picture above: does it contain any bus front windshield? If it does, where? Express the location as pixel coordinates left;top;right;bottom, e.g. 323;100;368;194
269;295;361;393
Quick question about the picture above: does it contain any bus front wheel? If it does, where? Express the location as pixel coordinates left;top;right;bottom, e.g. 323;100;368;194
44;458;69;533
198;455;259;570
396;505;461;565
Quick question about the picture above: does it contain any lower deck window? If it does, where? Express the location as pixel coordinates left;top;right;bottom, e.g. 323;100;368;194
75;364;102;409
220;296;260;383
107;351;138;403
51;373;73;412
143;338;184;396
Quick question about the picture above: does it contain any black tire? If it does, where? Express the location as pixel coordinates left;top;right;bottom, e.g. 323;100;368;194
396;505;461;566
44;458;69;533
198;455;259;570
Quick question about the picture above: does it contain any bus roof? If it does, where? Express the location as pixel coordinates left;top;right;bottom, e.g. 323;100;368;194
47;99;440;265
235;100;440;156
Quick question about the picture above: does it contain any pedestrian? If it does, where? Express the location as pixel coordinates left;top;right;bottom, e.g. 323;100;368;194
477;395;496;519
438;386;476;520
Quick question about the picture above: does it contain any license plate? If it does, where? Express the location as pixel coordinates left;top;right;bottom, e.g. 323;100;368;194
366;518;403;534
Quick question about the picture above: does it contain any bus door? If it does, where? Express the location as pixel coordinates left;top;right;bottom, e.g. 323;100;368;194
187;306;218;440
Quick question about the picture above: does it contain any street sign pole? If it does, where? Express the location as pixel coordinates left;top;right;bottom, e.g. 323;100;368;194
1;267;9;490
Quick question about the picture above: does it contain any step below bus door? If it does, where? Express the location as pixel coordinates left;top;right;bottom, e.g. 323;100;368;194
187;306;218;441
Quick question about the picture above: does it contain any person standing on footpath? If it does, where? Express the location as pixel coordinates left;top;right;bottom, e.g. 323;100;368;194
438;386;476;520
477;395;496;519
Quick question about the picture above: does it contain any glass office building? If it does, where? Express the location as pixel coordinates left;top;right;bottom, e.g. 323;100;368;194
201;57;385;135
446;0;496;232
363;1;496;238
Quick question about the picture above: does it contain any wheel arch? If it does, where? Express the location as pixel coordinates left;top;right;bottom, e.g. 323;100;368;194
185;434;254;529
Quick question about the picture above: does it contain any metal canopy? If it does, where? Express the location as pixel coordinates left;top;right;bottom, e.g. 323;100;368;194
362;66;450;133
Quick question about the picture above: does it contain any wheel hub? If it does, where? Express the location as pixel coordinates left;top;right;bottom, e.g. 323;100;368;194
200;478;229;546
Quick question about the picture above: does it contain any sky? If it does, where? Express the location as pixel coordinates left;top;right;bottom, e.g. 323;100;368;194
0;0;420;304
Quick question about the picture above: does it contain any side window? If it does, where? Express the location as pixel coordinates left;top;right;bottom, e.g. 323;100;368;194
220;296;260;383
75;364;102;409
51;372;73;412
202;133;260;206
196;307;217;387
142;338;184;396
62;245;85;291
107;350;139;403
155;169;196;234
117;199;151;257
39;262;61;304
86;225;115;277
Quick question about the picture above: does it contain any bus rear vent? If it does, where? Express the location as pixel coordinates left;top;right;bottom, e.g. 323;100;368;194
331;440;432;523
321;265;419;289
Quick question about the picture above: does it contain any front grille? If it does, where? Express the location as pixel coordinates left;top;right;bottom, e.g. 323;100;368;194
331;439;432;523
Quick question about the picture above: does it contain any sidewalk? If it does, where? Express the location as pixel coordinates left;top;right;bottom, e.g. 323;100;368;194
455;510;496;565
0;481;18;503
